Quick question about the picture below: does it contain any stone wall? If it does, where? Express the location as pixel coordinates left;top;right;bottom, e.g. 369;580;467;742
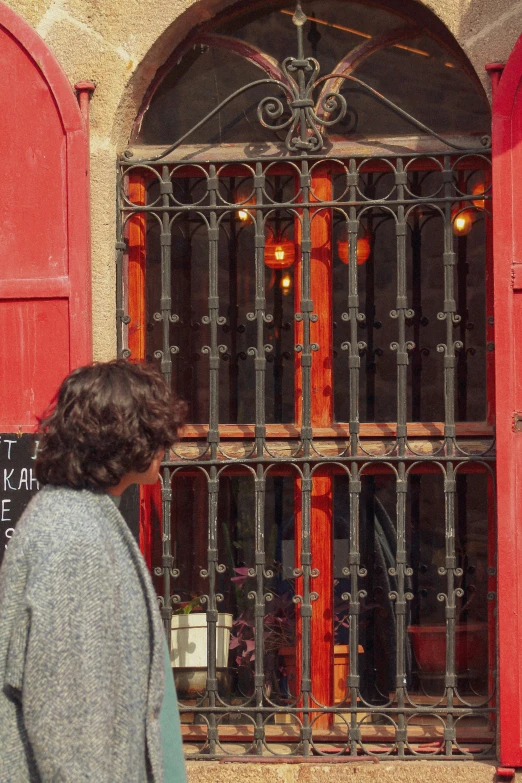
186;760;512;782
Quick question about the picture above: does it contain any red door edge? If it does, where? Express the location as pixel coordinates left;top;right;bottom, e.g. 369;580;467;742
491;36;522;766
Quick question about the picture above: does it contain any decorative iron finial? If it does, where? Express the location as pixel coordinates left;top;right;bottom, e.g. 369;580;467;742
292;0;307;26
257;0;347;154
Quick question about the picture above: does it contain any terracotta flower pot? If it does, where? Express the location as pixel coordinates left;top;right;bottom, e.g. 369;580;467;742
408;622;488;674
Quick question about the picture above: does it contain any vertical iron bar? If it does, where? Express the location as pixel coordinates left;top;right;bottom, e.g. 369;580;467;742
442;157;459;755
300;463;313;756
347;159;360;457
394;159;409;456
346;157;363;752
347;466;362;754
253;162;267;459
207;469;219;756
205;165;221;756
161;467;173;647
158;166;174;650
298;157;313;754
299;160;313;456
411;176;422;421
254;465;266;754
364;175;376;423
159;165;173;385
207;164;221;462
395;467;408;759
442;155;457;456
444;463;457;756
457;233;469;421
393;159;410;758
228;177;239;422
115;162;127;358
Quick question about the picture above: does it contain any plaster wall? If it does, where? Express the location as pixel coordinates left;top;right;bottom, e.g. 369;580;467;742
1;0;519;360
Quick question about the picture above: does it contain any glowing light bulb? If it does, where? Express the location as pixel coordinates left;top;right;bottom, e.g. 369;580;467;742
274;245;285;262
237;209;249;222
452;209;473;236
281;274;292;294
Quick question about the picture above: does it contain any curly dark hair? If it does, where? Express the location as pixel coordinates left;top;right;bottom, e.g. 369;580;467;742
35;360;185;490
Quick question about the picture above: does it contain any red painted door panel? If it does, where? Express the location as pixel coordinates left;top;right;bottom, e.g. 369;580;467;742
492;35;522;766
0;300;70;424
0;4;91;431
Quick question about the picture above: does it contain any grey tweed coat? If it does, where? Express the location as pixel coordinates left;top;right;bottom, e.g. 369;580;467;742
0;486;166;783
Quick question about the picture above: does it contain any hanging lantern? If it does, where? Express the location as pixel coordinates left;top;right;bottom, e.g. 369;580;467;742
337;233;372;265
264;238;295;269
471;182;486;210
451;205;473;236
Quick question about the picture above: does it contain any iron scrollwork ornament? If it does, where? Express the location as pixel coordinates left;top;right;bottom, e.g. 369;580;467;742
257;2;346;153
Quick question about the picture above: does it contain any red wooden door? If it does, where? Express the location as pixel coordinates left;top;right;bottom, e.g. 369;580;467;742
492;36;522;766
0;4;91;433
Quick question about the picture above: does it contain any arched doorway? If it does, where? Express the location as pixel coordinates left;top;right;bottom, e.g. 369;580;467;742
118;0;495;759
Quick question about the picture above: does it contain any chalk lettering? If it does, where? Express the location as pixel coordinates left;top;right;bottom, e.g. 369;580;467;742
18;468;29;491
31;440;39;459
1;499;11;522
4;527;14;550
4;439;15;459
0;434;42;568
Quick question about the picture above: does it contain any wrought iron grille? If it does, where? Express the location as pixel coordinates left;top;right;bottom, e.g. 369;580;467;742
117;0;495;760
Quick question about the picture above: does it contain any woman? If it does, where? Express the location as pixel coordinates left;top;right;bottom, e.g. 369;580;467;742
0;360;187;782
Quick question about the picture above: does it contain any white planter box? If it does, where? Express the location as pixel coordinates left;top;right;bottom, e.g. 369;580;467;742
170;612;233;669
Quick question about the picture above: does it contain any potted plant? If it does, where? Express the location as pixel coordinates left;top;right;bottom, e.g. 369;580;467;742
170;597;233;699
229;593;296;698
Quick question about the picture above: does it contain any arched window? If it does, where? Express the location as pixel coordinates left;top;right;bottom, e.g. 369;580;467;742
117;0;494;759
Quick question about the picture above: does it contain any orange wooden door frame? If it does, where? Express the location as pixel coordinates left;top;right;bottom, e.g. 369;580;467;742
127;174;161;569
294;167;335;723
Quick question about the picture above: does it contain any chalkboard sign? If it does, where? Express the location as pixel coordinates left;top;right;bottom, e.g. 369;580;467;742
0;434;39;565
0;434;140;568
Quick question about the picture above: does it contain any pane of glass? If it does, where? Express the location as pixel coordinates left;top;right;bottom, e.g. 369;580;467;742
333;161;488;424
144;172;296;424
406;471;447;703
406;470;490;704
357;472;397;705
144;175;211;423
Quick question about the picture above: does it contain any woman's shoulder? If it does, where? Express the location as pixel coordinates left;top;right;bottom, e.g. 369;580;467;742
15;486;114;546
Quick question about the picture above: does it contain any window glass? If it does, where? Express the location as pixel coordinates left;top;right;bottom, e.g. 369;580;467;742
138;1;489;147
